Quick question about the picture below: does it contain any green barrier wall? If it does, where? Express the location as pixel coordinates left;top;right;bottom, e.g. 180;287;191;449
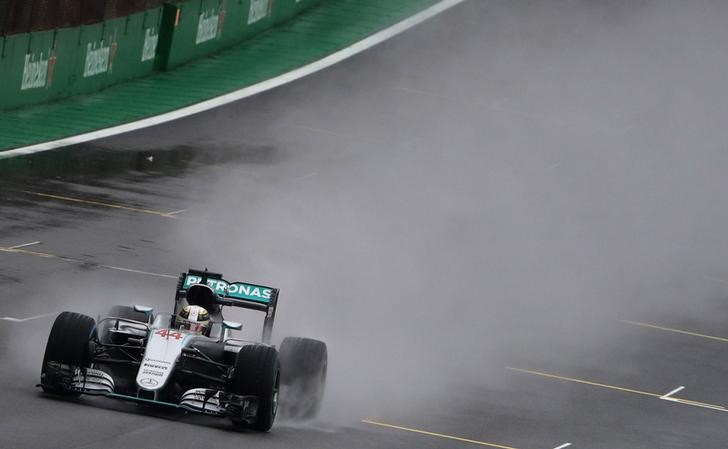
160;0;324;70
0;8;163;110
0;0;323;110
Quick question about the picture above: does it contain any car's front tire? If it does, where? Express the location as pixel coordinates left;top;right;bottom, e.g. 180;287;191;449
229;345;280;431
40;312;97;395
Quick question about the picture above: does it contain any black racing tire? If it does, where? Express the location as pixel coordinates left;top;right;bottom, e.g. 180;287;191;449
229;345;280;431
107;305;154;324
278;337;327;420
40;312;97;395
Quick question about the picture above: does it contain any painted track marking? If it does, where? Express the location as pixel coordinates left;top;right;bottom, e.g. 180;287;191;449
394;86;459;101
0;246;176;279
508;367;728;414
657;386;728;412
661;386;685;399
0;313;51;322
6;241;41;250
0;0;469;158
507;367;660;399
25;191;178;219
293;125;388;146
0;246;55;259
362;419;520;449
553;444;572;449
294;125;357;139
99;265;177;278
703;275;728;286
662;397;728;412
619;319;728;343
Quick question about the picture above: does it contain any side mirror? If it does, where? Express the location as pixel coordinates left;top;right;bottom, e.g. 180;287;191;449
223;321;243;331
133;305;154;314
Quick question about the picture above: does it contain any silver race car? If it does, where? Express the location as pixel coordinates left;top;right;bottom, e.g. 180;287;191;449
39;269;327;431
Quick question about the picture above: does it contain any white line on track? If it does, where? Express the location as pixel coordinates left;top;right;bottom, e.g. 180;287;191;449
703;275;728;286
509;367;728;416
0;313;51;322
0;0;469;159
0;245;176;280
553;444;572;449
362;419;520;449
294;125;355;139
661;386;685;399
166;209;189;216
660;396;728;413
619;319;728;343
98;265;177;279
290;172;318;183
657;386;728;413
293;125;386;145
6;241;41;250
394;86;458;100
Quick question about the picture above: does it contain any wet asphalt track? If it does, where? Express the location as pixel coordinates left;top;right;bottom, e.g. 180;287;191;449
4;1;728;447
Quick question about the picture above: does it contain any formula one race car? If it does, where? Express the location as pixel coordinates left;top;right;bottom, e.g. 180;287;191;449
39;269;327;431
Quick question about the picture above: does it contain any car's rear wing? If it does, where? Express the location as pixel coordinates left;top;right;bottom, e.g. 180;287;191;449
175;269;279;343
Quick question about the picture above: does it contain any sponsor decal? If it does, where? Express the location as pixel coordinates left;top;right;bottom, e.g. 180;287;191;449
248;0;273;25
83;32;118;77
219;0;227;36
183;275;273;303
139;377;159;387
227;282;272;301
143;359;172;371
195;5;225;44
141;27;159;62
144;363;169;370
146;358;172;366
21;48;56;90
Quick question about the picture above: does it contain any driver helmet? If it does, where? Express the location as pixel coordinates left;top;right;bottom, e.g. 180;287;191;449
177;305;211;335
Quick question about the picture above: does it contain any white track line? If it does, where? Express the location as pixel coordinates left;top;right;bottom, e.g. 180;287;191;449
6;241;41;250
293;125;386;145
553;444;572;449
661;386;685;400
394;86;459;101
661;396;728;413
290;172;318;182
0;0;469;159
99;264;177;279
656;385;728;412
0;313;51;322
0;244;176;280
703;275;728;286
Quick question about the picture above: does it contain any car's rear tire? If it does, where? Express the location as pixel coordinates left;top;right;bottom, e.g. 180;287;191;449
229;345;280;431
278;337;327;420
40;312;97;395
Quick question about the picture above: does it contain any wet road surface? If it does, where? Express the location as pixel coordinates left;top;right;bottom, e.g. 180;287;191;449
3;1;728;447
